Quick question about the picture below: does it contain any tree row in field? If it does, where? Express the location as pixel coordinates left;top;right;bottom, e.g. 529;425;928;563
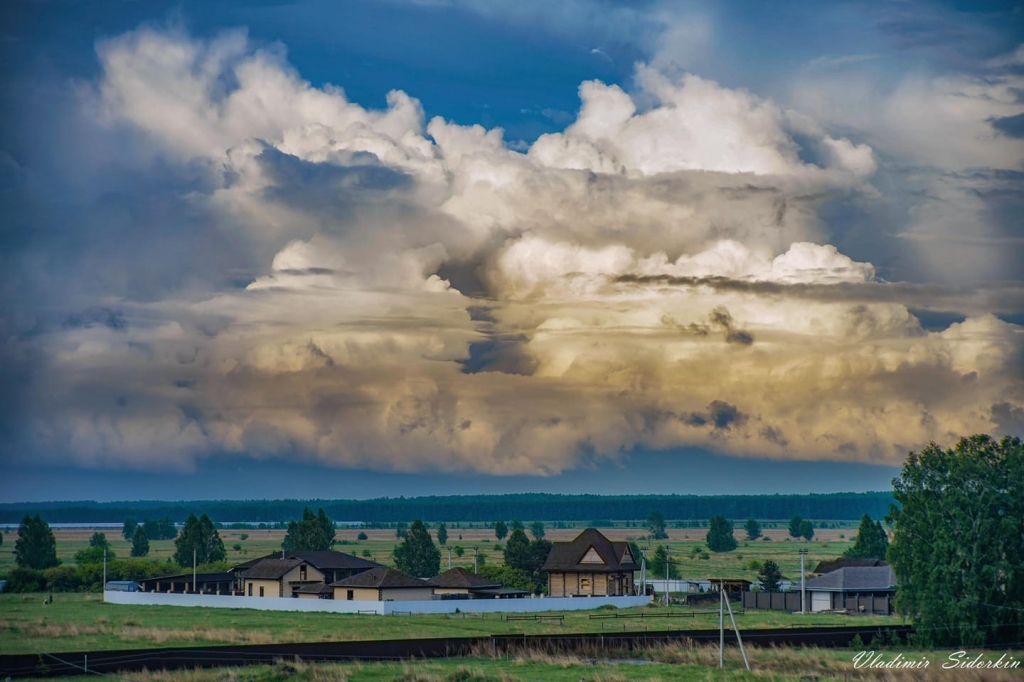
0;491;895;525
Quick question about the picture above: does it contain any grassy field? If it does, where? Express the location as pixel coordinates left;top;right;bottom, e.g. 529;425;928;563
0;523;859;584
34;645;1024;682
0;592;899;655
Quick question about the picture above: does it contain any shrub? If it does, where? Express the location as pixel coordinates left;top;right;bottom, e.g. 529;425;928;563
43;566;80;592
233;543;242;551
6;568;46;593
240;533;249;541
357;532;368;541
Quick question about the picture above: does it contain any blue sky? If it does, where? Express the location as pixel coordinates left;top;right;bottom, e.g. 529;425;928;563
1;1;1022;502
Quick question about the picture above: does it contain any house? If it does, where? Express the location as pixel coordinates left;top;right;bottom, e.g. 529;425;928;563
240;558;324;598
804;565;896;614
232;550;380;585
541;528;638;597
431;566;529;599
330;567;434;602
137;573;235;595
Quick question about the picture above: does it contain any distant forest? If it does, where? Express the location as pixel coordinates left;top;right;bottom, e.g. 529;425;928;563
0;492;894;525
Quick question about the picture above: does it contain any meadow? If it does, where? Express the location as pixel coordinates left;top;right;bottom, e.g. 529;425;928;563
0;521;861;586
0;592;897;655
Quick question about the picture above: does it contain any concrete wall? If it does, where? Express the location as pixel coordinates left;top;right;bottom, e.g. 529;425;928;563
106;590;650;615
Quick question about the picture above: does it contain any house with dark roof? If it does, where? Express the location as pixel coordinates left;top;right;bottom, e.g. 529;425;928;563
804;565;896;614
240;558;324;598
232;550;381;585
541;528;639;597
330;566;435;602
431;567;529;599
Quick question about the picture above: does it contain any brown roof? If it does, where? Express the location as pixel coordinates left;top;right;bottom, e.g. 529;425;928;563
240;558;303;580
432;567;500;589
233;550;380;573
330;566;431;589
541;528;639;574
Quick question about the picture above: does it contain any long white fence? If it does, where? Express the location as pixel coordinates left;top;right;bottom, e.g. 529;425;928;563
104;590;651;615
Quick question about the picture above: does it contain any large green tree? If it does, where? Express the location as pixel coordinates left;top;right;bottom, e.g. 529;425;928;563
529;520;545;540
131;526;150;557
843;514;889;558
75;532;115;564
706;515;738;552
282;507;336;552
173;513;226;567
122;516;137;541
647;510;668;540
757;559;783;592
648;545;679;579
744;518;762;540
788;514;804;539
393;519;440;578
503;528;532;570
494;520;508;541
888;435;1024;647
799;519;815;542
436;523;448;546
14;514;59;570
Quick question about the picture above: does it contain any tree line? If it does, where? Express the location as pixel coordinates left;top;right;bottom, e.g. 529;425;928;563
0;491;895;525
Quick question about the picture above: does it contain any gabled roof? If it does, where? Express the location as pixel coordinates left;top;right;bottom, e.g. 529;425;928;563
432;567;500;589
240;558;303;580
541;528;640;574
805;565;896;592
813;558;887;574
330;566;431;589
233;550;380;573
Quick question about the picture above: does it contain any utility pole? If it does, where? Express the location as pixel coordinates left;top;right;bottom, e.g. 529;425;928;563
719;582;725;668
799;549;807;614
193;548;197;594
102;548;107;599
663;546;670;606
473;547;479;574
725;588;750;671
447;546;452;570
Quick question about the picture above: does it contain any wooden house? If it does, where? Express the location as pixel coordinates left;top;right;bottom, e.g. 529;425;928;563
541;528;638;597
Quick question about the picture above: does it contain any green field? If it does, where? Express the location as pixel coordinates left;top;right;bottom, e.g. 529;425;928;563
0;522;860;586
0;592;898;655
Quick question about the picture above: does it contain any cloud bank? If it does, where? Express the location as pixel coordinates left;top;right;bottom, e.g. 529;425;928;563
4;25;1023;476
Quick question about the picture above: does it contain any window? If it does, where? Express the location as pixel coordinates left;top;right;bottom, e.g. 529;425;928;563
347;590;354;601
248;584;253;597
259;586;265;597
300;566;307;581
580;577;591;592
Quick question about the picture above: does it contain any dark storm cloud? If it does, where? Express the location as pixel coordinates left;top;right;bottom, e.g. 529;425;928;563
257;146;414;212
990;113;1024;138
668;306;755;345
678;400;748;431
460;334;538;375
63;307;128;331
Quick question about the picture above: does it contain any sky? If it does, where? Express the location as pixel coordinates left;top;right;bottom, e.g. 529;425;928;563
1;0;1022;502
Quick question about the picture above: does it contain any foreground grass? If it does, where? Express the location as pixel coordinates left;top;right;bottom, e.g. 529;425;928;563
35;645;1024;682
0;593;899;655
